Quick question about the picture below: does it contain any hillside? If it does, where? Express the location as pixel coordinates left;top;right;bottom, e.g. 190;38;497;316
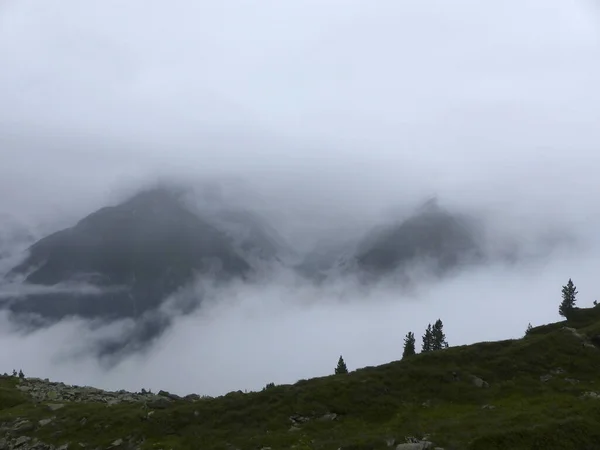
2;307;600;450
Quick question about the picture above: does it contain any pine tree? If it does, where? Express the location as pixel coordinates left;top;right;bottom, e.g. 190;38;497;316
422;324;433;352
18;369;24;379
559;278;578;318
431;319;449;350
526;322;533;335
335;355;348;374
402;332;416;359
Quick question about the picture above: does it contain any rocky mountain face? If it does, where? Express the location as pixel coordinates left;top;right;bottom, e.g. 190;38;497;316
3;188;253;321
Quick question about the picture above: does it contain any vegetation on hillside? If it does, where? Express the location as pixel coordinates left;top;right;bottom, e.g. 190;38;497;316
1;279;599;449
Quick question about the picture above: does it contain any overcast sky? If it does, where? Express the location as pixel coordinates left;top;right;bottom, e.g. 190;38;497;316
1;0;600;395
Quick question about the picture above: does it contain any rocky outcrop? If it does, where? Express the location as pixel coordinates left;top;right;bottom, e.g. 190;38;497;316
11;376;201;407
0;375;207;450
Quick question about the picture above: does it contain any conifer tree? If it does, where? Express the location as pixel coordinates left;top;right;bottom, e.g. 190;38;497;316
526;322;533;335
422;324;433;352
431;319;449;350
559;278;578;318
335;355;348;374
402;332;416;359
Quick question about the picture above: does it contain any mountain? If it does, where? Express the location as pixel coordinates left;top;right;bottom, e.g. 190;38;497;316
298;199;485;282
3;188;252;321
354;199;483;279
2;305;600;449
201;208;298;267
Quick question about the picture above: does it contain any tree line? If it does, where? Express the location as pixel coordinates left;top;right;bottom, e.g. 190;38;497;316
334;319;450;374
337;278;592;375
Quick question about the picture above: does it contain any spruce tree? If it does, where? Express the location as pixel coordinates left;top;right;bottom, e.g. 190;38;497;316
335;355;348;374
422;324;433;352
431;319;448;350
402;332;416;359
559;278;578;318
526;322;533;335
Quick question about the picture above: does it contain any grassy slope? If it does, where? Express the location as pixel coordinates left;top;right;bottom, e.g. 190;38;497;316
2;306;600;450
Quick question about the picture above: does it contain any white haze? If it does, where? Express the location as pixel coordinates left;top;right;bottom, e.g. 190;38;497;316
1;0;600;395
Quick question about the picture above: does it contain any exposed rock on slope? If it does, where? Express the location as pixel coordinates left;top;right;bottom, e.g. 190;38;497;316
4;188;251;320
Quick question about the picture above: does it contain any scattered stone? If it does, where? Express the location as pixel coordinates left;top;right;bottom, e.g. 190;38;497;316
396;443;431;450
319;413;338;421
289;426;301;432
565;378;580;384
111;438;123;447
540;374;553;382
481;404;496;410
38;418;54;427
289;415;310;425
13;377;200;408
158;390;181;401
385;437;396;447
582;392;600;400
13;436;31;447
470;375;489;388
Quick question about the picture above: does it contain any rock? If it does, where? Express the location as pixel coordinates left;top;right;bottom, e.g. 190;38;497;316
397;438;433;450
396;444;428;450
12;419;34;433
0;438;7;450
13;436;31;447
38;418;54;427
289;415;310;425
582;391;600;400
470;375;489;388
565;378;580;384
158;390;181;401
540;374;553;382
48;403;65;411
289;426;301;432
385;437;396;447
111;438;124;447
481;404;496;410
319;413;338;421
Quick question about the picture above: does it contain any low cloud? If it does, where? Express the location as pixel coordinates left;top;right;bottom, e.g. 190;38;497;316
1;239;598;396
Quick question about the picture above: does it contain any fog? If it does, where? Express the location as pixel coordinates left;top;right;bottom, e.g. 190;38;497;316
1;0;600;395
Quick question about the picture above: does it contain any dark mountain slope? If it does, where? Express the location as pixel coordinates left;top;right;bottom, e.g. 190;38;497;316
4;188;251;320
354;199;484;278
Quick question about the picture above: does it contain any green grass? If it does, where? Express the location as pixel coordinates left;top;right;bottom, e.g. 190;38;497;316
2;306;600;449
